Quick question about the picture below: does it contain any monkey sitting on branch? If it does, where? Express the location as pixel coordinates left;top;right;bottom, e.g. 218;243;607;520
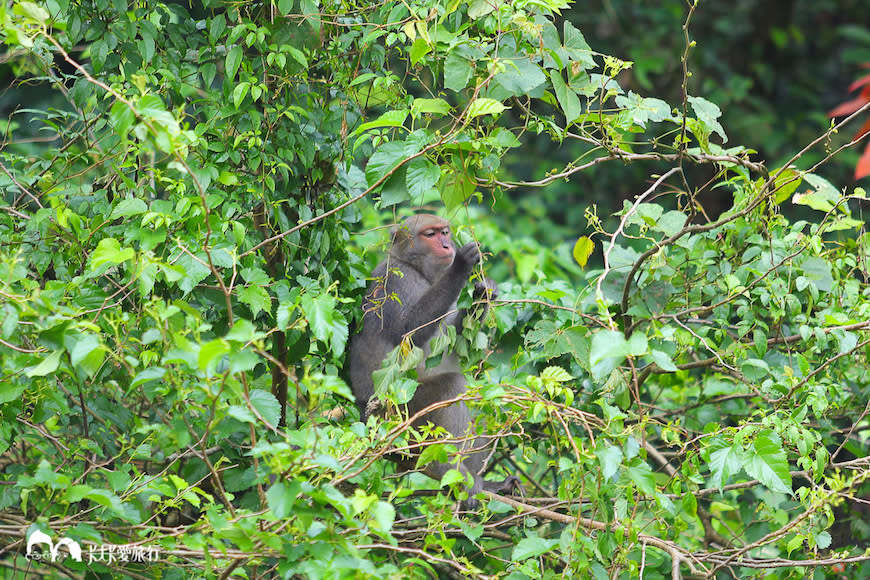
348;214;519;509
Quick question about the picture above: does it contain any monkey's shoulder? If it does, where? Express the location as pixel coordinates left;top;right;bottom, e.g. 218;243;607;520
369;259;428;288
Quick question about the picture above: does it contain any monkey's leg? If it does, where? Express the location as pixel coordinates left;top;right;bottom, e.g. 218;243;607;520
411;373;485;507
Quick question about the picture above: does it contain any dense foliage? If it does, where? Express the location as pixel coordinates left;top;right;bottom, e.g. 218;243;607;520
1;1;869;579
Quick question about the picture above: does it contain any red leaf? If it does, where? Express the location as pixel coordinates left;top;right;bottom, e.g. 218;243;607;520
856;144;870;180
828;96;870;118
848;73;870;93
857;117;870;140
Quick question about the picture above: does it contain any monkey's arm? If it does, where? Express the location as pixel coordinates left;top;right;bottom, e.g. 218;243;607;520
398;242;480;343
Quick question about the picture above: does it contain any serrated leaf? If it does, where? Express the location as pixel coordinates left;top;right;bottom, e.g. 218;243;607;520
745;432;792;495
238;284;271;318
707;442;744;491
250;389;282;427
406;157;440;198
541;366;573;382
301;292;336;345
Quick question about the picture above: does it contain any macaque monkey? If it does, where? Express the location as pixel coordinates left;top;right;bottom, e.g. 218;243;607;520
348;214;517;508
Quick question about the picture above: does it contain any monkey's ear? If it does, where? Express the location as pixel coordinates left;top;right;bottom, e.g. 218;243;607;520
390;222;413;249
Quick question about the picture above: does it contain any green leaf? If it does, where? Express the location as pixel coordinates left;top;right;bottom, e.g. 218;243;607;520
410;98;451;118
468;0;496;19
109;101;136;139
688;96;727;143
15;2;50;25
409;37;431;65
563;21;594;68
198;339;230;373
512;536;560;561
232;81;250;109
250;389;282;427
589;330;626;366
493;58;547;96
131;367;166;389
440;167;476;210
740;358;769;381
596;445;623;480
550;70;582;125
815;531;832;549
406;157;440;198
655;210;687;236
266;481;297;519
301;292;336;345
352;109;408;137
707;442;744;491
227;405;256;424
745;431;792;495
65;332;104;377
627;460;657;495
541;366;573;382
444;51;473;92
26;350;63;377
466;98;506;120
370;501;395;532
650;349;678;372
109;198;148;219
365;140;421;188
238;284;271;318
90;238;135;269
225;44;243;81
440;468;467;488
801;257;833;292
771;168;803;204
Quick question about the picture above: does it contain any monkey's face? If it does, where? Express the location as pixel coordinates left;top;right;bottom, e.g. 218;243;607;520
419;224;455;267
393;214;456;277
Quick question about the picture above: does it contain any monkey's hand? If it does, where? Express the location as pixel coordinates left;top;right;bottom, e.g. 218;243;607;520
473;278;498;301
453;242;481;277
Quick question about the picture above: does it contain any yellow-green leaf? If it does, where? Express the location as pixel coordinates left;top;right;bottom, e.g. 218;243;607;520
572;236;594;267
